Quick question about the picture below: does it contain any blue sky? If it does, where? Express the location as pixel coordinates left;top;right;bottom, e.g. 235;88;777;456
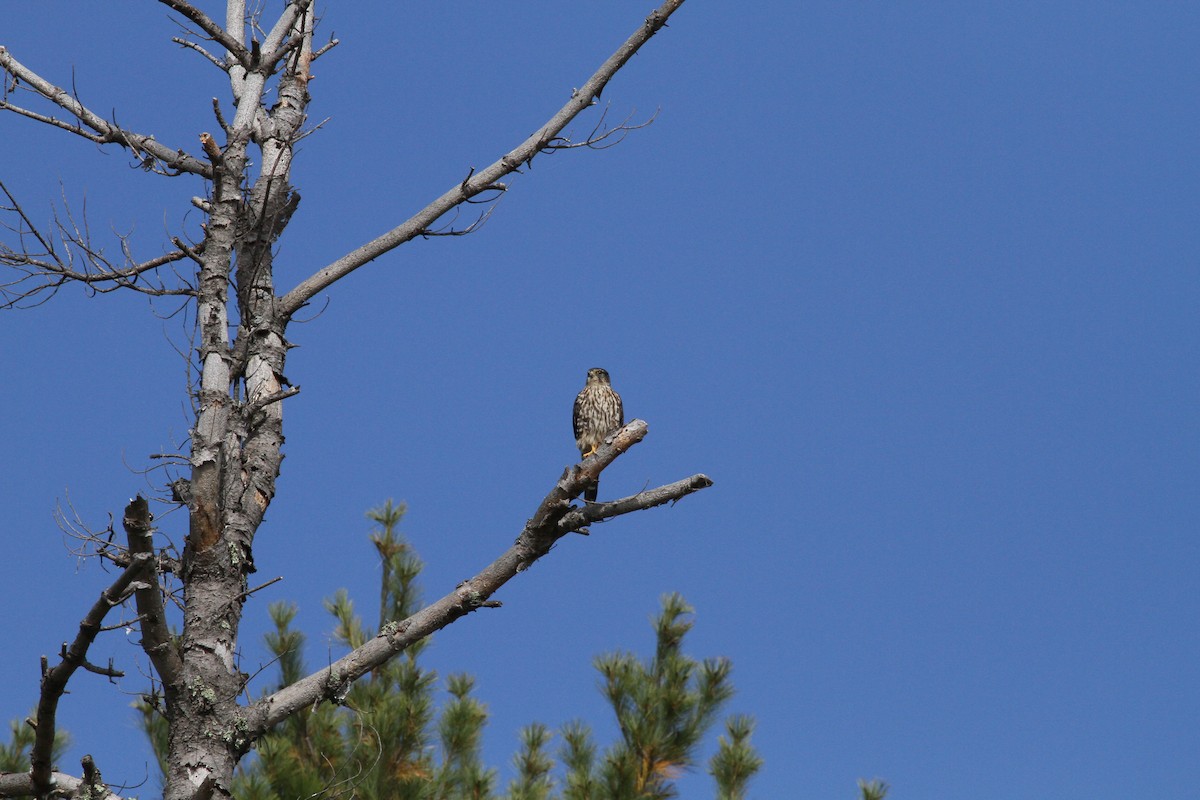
2;2;1197;798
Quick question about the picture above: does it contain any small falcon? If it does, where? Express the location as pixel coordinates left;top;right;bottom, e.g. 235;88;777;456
572;367;624;503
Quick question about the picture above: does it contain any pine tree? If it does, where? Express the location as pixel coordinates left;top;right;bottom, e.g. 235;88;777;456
3;499;898;800
857;779;890;800
135;500;761;799
709;716;762;800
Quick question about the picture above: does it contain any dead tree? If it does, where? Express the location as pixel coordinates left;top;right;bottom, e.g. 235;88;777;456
0;3;708;799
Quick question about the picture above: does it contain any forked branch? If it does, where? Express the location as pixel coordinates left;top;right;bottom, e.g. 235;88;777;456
27;548;157;796
246;417;709;735
278;0;687;318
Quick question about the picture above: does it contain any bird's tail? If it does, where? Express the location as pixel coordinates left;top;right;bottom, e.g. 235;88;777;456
584;479;599;503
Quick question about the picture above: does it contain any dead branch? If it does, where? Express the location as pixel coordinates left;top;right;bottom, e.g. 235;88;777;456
0;46;212;177
246;417;709;735
278;0;687;318
0;99;107;141
557;473;714;534
0;180;198;308
312;36;340;60
28;549;157;796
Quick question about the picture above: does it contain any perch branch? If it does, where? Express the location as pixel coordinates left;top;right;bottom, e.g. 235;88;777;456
246;417;708;735
278;0;686;317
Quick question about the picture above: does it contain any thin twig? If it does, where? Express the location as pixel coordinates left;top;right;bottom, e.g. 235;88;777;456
237;576;284;601
0;180;197;307
172;37;229;71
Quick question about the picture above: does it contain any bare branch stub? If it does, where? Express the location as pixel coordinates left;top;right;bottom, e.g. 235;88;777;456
80;755;105;796
312;36;340;60
557;473;714;535
124;495;182;687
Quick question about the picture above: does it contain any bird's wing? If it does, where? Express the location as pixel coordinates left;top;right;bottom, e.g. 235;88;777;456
572;390;585;443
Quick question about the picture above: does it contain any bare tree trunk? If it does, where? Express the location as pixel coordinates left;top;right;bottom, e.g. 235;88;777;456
164;9;314;797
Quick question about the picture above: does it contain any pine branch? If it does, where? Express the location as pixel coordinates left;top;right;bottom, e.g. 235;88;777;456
709;715;763;800
278;0;687;318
